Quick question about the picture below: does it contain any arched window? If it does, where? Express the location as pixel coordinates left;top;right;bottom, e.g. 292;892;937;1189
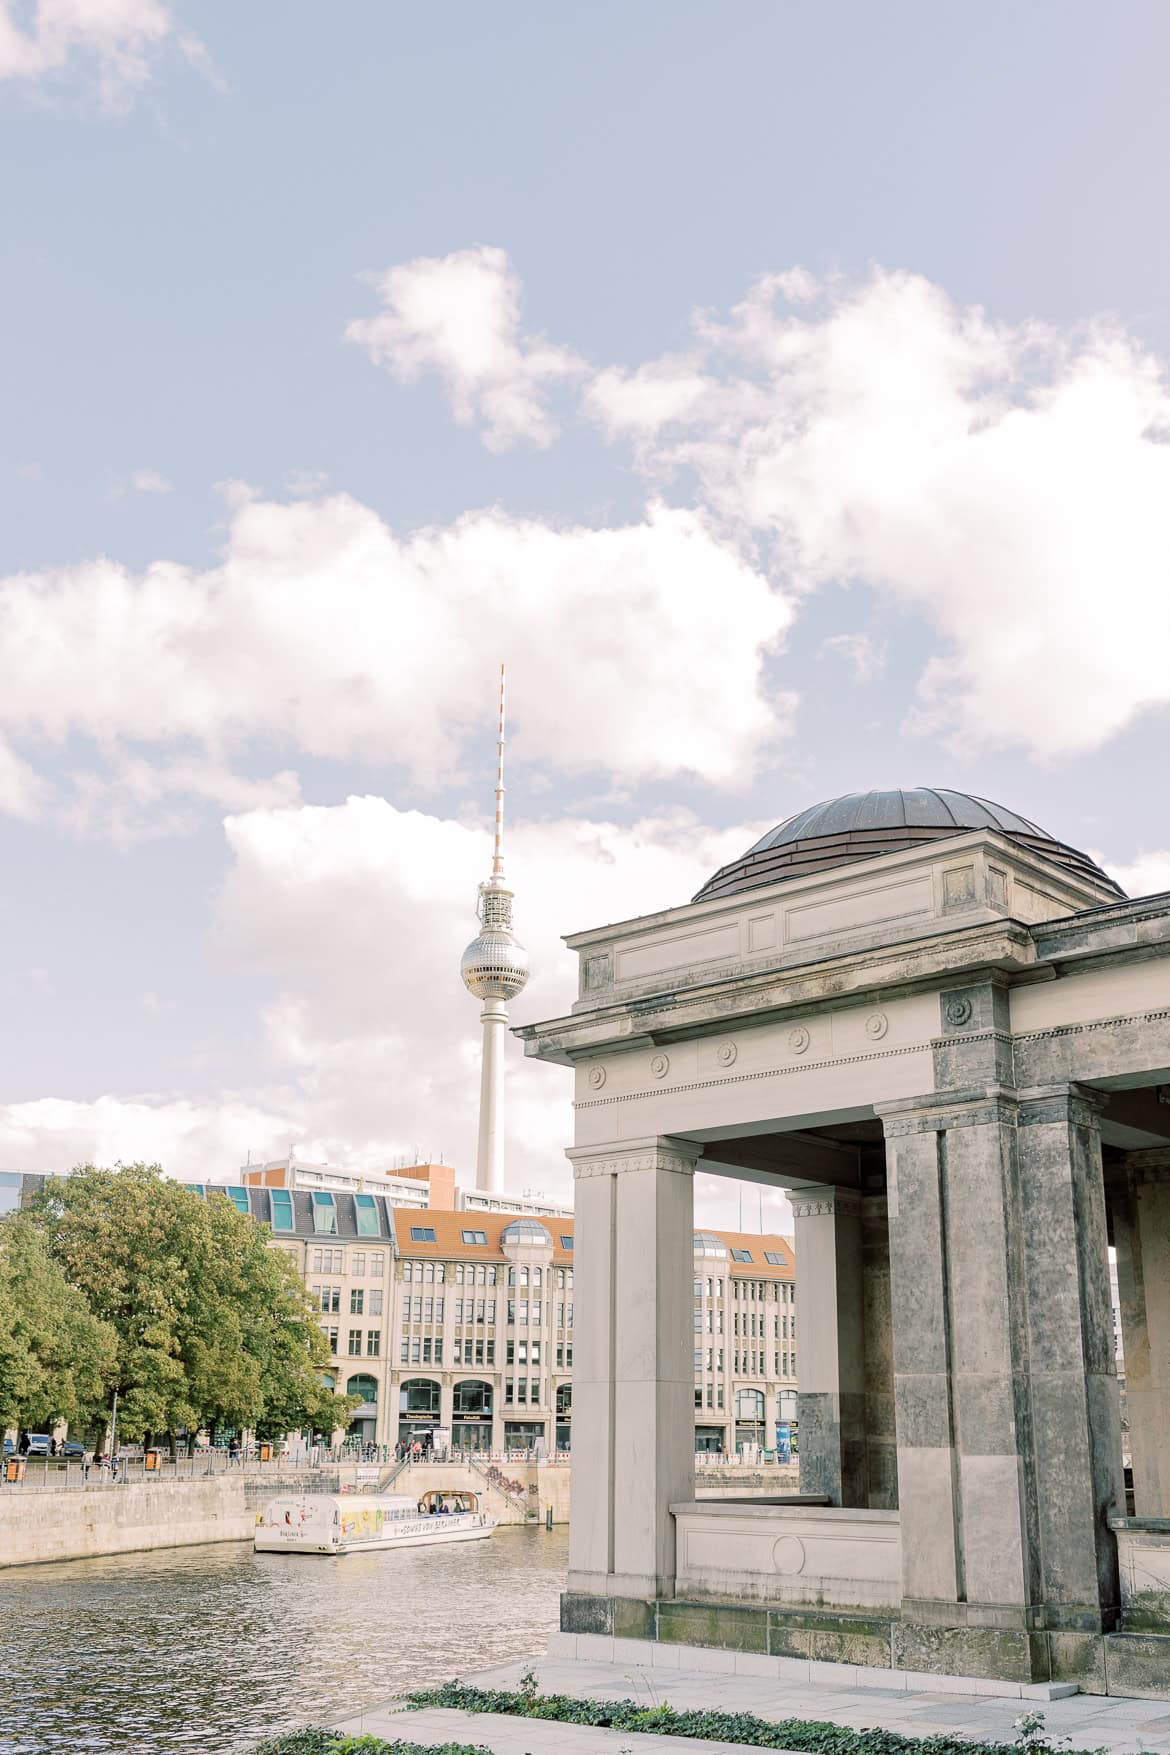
399;1378;440;1417
453;1379;493;1416
735;1387;764;1422
347;1373;378;1404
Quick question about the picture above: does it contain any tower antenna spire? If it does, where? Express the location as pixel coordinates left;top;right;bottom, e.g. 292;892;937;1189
492;662;506;880
460;665;529;1194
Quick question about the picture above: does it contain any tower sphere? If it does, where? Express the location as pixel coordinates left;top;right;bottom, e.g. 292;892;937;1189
460;925;530;1000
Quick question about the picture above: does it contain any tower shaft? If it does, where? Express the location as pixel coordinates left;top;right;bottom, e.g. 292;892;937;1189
475;998;508;1193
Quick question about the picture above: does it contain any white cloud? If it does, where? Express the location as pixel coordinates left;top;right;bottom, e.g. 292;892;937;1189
208;796;766;1192
130;468;172;495
0;737;52;821
0;799;767;1195
589;266;1170;759
0;0;176;106
1102;853;1170;900
0;491;793;832
346;245;586;450
818;632;886;683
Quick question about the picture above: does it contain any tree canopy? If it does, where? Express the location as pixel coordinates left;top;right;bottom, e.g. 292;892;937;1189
7;1164;355;1442
0;1211;117;1433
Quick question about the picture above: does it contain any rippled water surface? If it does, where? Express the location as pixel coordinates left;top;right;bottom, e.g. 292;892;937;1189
0;1526;569;1755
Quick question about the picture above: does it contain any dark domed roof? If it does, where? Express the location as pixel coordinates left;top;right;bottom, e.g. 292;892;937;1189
694;788;1124;905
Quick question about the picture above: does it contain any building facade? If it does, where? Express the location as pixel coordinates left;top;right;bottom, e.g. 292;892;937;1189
198;1180;796;1454
521;786;1170;1696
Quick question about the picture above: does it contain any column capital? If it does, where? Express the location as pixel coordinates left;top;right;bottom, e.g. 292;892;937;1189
875;1086;1018;1138
1016;1082;1108;1129
1117;1146;1170;1181
789;1184;863;1220
566;1135;702;1181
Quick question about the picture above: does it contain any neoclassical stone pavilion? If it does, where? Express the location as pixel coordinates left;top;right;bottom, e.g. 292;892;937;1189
520;790;1170;1698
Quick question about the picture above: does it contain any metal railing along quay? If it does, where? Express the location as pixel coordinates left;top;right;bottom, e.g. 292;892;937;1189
1;1444;363;1490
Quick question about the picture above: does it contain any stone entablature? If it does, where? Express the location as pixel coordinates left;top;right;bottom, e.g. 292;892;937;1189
563;831;1117;1017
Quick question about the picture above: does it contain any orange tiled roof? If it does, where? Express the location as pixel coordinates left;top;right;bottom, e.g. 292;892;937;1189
391;1207;575;1265
390;1208;794;1277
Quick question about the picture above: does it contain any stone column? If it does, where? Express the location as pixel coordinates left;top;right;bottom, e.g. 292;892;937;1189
1016;1086;1122;1626
564;1135;698;1602
862;1192;898;1510
1111;1150;1170;1517
791;1186;867;1506
879;1084;1122;1675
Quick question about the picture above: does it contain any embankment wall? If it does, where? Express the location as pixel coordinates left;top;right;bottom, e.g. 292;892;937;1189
0;1479;253;1568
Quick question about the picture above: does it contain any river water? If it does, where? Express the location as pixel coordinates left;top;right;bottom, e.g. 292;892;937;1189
0;1526;569;1755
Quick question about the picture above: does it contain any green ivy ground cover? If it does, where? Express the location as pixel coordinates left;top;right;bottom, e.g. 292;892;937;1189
404;1681;1106;1755
252;1732;490;1755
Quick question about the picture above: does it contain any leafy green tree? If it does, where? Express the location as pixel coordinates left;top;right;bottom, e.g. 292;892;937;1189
29;1164;355;1443
0;1211;117;1434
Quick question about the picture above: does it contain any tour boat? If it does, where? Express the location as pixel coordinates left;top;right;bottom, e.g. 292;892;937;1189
254;1490;495;1555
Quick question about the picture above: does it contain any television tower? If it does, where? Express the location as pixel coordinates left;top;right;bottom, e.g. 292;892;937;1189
460;665;529;1193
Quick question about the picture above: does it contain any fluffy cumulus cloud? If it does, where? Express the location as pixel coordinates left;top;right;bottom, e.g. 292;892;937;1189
584;266;1170;759
0;798;767;1197
0;490;792;835
346;245;586;450
1103;853;1170;901
0;0;178;105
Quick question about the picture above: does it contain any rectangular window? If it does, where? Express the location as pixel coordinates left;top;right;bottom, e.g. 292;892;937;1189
717;1386;724;1409
434;1339;443;1363
505;1380;514;1405
400;1340;409;1363
474;1339;484;1365
312;1192;337;1234
422;1337;432;1363
435;1296;443;1320
311;1248;323;1272
519;1300;528;1325
367;1330;380;1356
410;1225;436;1243
351;1251;366;1277
347;1329;361;1356
532;1302;541;1325
764;1250;785;1266
326;1326;338;1352
556;1345;563;1368
476;1298;485;1324
413;1296;422;1321
270;1191;294;1232
531;1341;541;1365
706;1385;713;1408
424;1298;433;1322
453;1339;462;1365
693;1278;703;1297
354;1194;380;1237
567;1304;573;1328
507;1299;515;1325
693;1308;702;1330
565;1344;572;1368
507;1340;515;1365
486;1299;495;1324
517;1379;527;1404
556;1302;564;1327
369;1288;383;1316
695;1387;702;1408
694;1348;703;1369
411;1337;420;1363
560;1234;573;1251
518;1340;528;1365
731;1247;752;1263
350;1289;364;1315
401;1295;411;1322
461;1228;487;1245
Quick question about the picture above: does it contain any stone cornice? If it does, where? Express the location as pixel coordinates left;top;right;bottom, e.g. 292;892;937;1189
519;920;1040;1067
790;1187;863;1220
572;1040;928;1111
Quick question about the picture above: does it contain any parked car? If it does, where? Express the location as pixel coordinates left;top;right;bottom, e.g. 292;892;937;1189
1;1437;14;1458
60;1440;87;1460
22;1434;52;1456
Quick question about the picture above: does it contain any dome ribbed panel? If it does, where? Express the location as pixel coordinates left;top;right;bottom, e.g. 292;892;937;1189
693;788;1124;905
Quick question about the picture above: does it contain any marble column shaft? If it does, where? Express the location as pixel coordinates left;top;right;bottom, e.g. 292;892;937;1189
1111;1150;1170;1518
792;1185;868;1507
880;1085;1121;1630
565;1135;698;1600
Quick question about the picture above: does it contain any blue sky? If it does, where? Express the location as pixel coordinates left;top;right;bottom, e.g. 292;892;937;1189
1;1;1169;1225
